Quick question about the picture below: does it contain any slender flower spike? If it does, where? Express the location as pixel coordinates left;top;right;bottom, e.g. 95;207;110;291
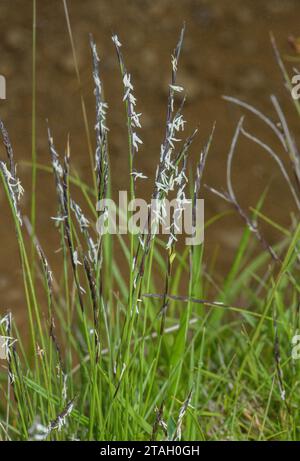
112;38;143;159
47;398;75;435
51;215;67;222
123;73;133;91
0;314;10;331
90;34;109;210
62;373;68;402
0;335;17;360
29;419;49;441
70;200;90;231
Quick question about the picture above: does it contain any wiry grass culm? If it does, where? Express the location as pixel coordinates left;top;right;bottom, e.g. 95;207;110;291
1;24;300;442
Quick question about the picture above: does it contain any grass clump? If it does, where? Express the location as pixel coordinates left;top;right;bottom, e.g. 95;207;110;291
0;22;300;442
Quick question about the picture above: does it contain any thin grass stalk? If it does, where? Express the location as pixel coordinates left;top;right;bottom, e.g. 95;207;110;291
111;34;144;382
62;0;96;191
169;127;214;412
89;34;110;316
30;0;37;267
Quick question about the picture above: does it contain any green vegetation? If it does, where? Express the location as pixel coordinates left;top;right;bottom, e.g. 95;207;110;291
0;6;300;441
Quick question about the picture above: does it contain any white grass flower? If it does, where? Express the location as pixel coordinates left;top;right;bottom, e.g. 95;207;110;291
112;34;122;47
8;371;15;384
129;93;137;107
171;55;178;72
166;233;178;250
120;363;126;380
132;132;143;152
95;102;109;134
29;417;49;441
119;61;143;157
175;390;193;441
167;135;181;149
131;256;136;272
131;111;142;128
73;250;82;266
47;399;75;435
138;235;145;249
169;84;184;93
36;344;45;358
130;171;148;181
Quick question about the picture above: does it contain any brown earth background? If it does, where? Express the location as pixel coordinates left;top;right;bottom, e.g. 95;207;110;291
0;0;300;326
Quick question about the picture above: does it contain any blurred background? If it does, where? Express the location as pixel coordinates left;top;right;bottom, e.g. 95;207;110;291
0;0;300;322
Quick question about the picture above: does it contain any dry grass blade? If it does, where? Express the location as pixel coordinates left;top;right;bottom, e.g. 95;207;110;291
222;95;287;151
89;34;109;203
47;397;76;436
207;118;278;261
270;94;300;186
